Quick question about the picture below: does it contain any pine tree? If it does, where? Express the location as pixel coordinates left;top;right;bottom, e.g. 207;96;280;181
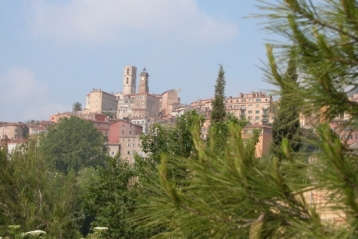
134;1;358;238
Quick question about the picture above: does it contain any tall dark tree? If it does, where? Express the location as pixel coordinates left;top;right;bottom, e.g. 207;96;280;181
210;65;226;123
73;102;82;112
268;48;301;153
40;117;106;174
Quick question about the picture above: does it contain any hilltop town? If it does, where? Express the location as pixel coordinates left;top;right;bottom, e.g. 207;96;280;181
2;65;358;164
0;65;278;160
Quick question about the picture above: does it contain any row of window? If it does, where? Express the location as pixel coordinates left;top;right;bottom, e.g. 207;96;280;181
246;116;261;120
127;143;140;148
226;98;269;103
341;134;358;140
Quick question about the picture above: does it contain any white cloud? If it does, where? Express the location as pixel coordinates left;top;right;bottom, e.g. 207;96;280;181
0;67;69;121
30;0;238;44
0;68;47;102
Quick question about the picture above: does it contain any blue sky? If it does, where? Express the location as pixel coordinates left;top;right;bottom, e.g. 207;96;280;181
0;0;275;121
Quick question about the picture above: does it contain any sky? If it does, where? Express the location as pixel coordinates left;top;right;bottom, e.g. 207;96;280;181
0;0;276;122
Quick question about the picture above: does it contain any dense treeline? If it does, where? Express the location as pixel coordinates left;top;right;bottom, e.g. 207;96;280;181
0;118;143;239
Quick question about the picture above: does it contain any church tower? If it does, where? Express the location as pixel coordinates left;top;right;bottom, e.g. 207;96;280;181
138;68;149;94
123;65;137;95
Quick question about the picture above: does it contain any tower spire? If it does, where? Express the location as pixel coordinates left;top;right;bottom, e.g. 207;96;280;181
123;65;137;95
138;68;149;94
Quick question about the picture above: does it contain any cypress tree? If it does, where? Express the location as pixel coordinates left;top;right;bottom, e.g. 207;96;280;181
210;65;226;123
268;48;301;153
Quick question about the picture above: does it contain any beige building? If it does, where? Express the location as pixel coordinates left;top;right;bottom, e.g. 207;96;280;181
241;125;273;158
123;65;137;96
116;67;180;132
160;89;180;117
27;121;53;136
82;65;181;133
85;89;118;114
0;122;28;141
190;92;273;125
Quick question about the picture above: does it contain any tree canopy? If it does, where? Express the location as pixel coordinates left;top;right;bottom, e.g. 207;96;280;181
40;117;106;174
73;102;82;112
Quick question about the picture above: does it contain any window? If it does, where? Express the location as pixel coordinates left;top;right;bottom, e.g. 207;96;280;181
248;110;252;114
256;98;261;102
255;116;260;120
256;110;260;114
128;151;130;155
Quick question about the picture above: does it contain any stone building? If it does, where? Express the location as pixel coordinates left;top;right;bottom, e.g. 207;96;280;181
241;124;273;158
85;89;118;115
122;65;137;96
82;66;181;133
160;89;181;117
0;122;28;140
190;92;273;125
49;112;111;137
27;121;53;136
299;92;358;148
50;112;73;123
115;66;180;132
107;120;143;163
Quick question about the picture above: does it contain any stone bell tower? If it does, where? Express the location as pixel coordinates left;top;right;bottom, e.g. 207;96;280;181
123;65;137;95
138;68;149;94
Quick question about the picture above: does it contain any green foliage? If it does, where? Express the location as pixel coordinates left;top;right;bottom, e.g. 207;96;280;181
259;0;358;121
82;158;144;239
134;1;358;238
0;140;80;239
141;111;204;163
135;121;318;238
40;117;106;174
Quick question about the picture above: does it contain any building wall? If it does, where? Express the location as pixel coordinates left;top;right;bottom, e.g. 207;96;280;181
0;123;28;140
117;96;133;119
85;89;117;114
225;93;272;124
241;125;273;158
27;121;52;136
303;188;346;225
123;65;137;95
190;92;273;125
161;89;180;116
107;120;143;163
50;112;73;123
